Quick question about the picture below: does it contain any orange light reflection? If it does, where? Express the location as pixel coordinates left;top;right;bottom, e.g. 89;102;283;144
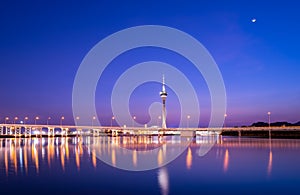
111;149;116;166
92;149;97;168
223;149;229;173
267;151;273;176
132;149;137;167
186;147;192;170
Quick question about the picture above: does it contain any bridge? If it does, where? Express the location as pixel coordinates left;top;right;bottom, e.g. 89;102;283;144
0;123;300;137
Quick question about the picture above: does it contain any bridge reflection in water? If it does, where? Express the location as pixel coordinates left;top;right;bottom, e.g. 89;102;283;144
1;135;300;194
1;135;299;176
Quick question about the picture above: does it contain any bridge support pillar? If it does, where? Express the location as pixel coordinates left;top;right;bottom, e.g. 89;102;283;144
7;126;11;135
39;127;43;137
238;131;241;137
48;128;52;137
0;126;3;135
62;128;68;137
16;126;21;136
25;127;31;137
93;129;99;137
36;128;41;137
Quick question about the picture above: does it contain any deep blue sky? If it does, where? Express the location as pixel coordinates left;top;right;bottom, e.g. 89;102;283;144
0;0;300;126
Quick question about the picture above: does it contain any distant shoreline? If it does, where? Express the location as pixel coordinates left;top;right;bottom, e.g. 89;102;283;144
221;130;300;139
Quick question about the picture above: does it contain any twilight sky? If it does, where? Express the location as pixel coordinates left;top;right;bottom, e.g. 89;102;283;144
0;0;299;127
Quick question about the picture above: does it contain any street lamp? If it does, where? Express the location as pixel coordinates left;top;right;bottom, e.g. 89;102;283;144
76;116;80;126
157;116;161;126
47;117;51;125
24;116;28;125
35;116;39;125
60;116;65;126
267;112;271;128
92;116;96;127
111;116;115;127
132;116;136;128
224;114;227;128
14;117;18;124
5;117;9;124
187;115;191;128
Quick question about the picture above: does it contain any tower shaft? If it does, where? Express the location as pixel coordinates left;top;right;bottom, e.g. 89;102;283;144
160;75;167;129
161;98;167;129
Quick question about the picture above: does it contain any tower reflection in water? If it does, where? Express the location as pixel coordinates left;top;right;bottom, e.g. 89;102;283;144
158;167;169;195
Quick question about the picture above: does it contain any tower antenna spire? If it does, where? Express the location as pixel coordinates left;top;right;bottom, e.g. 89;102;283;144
162;74;166;93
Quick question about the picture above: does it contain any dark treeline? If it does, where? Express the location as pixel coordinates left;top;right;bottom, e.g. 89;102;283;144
251;121;300;127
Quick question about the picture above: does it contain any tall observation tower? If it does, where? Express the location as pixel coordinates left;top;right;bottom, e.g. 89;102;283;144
160;75;168;129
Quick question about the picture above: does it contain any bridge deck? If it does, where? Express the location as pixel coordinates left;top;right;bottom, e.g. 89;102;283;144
0;124;300;137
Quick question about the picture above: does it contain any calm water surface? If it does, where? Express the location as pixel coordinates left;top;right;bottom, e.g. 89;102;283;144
0;135;300;194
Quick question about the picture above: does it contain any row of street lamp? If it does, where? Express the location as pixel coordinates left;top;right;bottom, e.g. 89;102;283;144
1;115;199;128
0;112;273;128
2;116;65;126
223;112;272;128
2;115;119;127
2;115;155;127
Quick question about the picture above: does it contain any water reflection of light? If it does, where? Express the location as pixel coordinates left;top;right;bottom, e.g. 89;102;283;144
65;138;69;160
42;147;45;160
5;148;8;176
92;149;97;168
268;151;273;176
55;137;59;146
33;143;39;174
0;137;105;176
11;141;17;174
75;146;80;170
42;138;46;146
56;145;59;158
223;149;229;173
19;148;23;170
24;146;28;174
158;168;169;195
186;147;192;170
157;148;163;166
60;145;65;171
10;140;14;161
34;138;39;145
111;149;116;166
1;136;293;178
79;142;83;156
48;138;52;166
267;138;272;176
132;149;137;167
